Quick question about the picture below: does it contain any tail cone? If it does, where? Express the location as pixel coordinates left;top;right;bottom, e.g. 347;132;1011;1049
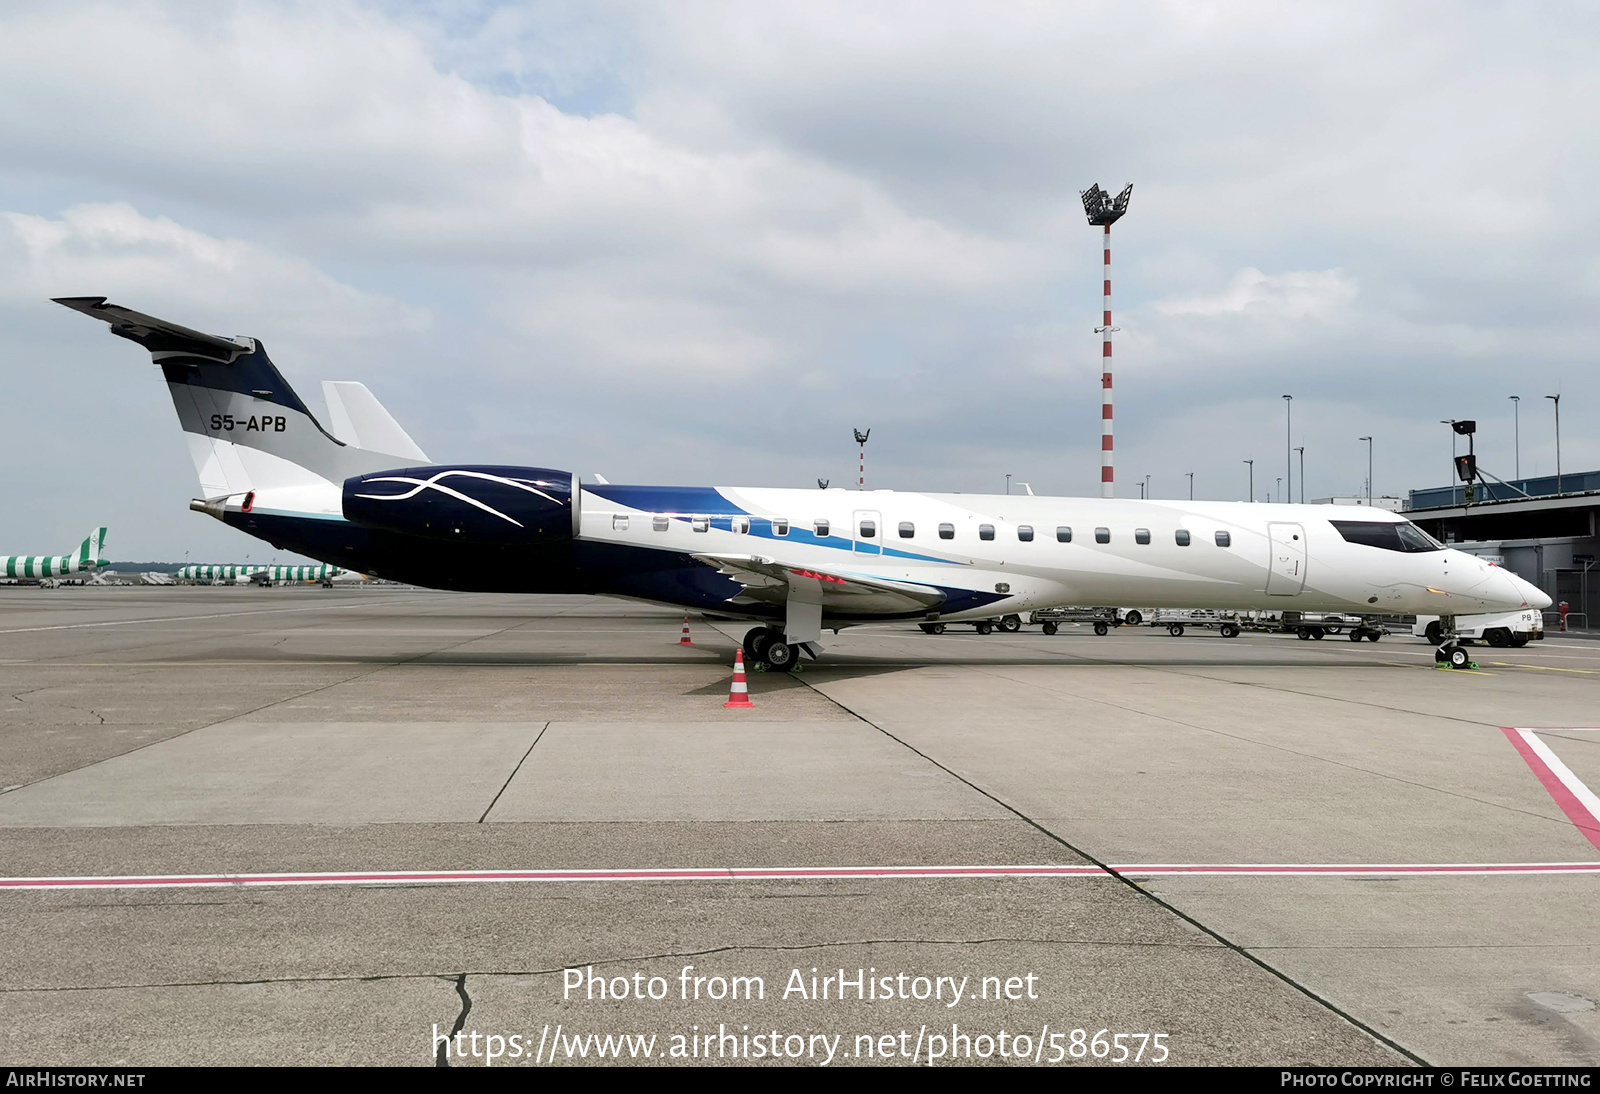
724;649;754;708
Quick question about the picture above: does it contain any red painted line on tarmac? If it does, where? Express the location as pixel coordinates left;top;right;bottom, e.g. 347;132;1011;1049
2;862;1599;891
1115;863;1600;876
1501;727;1600;852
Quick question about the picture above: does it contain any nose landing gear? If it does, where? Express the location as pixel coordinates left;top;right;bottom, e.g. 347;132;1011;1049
1430;615;1477;670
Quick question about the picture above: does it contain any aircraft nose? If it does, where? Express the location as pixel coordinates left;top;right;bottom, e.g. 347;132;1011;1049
1494;568;1550;611
1517;573;1553;611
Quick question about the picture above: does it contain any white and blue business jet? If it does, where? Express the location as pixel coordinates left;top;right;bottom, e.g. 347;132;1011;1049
57;297;1549;672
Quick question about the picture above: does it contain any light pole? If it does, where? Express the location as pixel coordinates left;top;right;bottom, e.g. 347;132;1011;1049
1244;459;1254;502
1295;446;1305;504
1143;473;1151;499
1509;395;1521;480
1138;480;1145;499
1276;477;1282;505
1005;473;1011;495
1282;395;1293;503
1187;471;1194;500
1359;437;1372;504
1441;421;1458;488
1081;183;1132;498
1546;394;1561;494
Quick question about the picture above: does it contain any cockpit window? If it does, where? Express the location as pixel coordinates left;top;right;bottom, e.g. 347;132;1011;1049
1331;520;1443;553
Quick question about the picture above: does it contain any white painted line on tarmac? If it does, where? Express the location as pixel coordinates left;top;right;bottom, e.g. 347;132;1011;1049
3;862;1598;891
0;600;435;635
1502;727;1600;853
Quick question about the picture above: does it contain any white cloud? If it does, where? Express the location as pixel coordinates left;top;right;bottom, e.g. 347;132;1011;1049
2;1;1600;558
1155;268;1358;321
505;277;783;378
0;202;427;341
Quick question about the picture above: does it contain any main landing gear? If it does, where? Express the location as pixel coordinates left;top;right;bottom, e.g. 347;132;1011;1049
743;626;801;673
1430;615;1475;670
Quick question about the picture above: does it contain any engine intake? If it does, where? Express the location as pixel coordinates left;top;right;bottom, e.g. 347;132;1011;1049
342;465;576;545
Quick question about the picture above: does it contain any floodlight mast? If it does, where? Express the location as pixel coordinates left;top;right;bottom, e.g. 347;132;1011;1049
1081;183;1132;498
853;428;871;489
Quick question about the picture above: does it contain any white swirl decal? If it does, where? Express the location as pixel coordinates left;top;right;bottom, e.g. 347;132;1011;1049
354;470;562;527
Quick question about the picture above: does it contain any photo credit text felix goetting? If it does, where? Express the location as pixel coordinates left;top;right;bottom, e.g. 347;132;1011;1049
431;964;1172;1066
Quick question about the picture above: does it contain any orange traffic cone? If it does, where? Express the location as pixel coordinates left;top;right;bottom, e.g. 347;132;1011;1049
678;617;694;646
724;649;754;708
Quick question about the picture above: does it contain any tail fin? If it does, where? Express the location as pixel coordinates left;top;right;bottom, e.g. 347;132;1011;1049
321;381;429;462
55;297;423;498
79;527;108;569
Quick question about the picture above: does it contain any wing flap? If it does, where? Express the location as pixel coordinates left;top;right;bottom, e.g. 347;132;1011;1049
693;554;946;614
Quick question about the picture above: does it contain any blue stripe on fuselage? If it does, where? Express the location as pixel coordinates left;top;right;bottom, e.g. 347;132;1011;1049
584;483;960;566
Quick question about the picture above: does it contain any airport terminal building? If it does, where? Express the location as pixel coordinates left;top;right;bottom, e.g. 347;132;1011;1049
1405;470;1600;630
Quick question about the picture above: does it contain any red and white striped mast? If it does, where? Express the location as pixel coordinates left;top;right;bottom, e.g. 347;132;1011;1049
853;428;870;488
1080;183;1132;499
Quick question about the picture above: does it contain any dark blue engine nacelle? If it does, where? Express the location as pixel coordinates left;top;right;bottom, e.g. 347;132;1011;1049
342;465;577;545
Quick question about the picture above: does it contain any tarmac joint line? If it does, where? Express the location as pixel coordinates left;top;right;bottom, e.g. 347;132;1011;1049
479;723;550;823
792;671;1430;1068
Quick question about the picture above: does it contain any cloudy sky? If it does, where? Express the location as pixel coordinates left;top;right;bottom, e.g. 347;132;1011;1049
2;1;1596;563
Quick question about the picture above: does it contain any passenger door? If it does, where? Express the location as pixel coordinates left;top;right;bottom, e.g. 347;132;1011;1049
1265;522;1307;595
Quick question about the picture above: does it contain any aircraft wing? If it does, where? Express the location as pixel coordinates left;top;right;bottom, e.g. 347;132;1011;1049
692;554;946;615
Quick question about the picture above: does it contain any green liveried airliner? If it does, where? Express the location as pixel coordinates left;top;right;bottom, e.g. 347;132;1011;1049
2;528;109;581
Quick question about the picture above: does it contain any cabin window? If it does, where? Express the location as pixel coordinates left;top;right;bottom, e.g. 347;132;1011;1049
1095;527;1111;544
1175;529;1191;546
691;516;709;533
938;523;955;540
772;518;789;536
1056;526;1072;543
814;518;830;537
898;521;915;538
732;516;749;534
978;524;995;541
859;519;876;539
1134;528;1151;545
1017;525;1034;542
612;514;630;532
1215;530;1231;547
652;515;669;532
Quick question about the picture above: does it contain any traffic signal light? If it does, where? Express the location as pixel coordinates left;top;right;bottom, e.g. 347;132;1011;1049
1454;454;1476;482
1451;420;1477;436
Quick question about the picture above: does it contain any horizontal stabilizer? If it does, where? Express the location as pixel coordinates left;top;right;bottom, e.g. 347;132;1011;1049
321;381;429;463
53;297;249;359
